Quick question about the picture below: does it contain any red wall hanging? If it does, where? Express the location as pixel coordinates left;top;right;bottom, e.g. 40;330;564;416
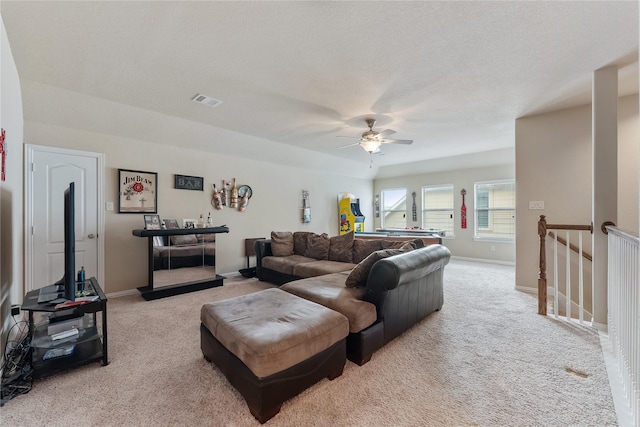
0;128;6;181
460;188;467;229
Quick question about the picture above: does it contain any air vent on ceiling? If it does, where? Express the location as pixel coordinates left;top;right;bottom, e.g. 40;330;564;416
191;93;223;108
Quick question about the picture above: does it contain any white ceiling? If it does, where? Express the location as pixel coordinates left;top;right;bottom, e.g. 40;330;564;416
2;1;638;176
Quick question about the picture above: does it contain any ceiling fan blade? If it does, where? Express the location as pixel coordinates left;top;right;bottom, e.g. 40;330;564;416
377;129;396;138
337;142;361;149
381;138;413;145
336;135;361;139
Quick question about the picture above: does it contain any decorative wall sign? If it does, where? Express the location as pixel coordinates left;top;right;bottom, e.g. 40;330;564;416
411;191;417;222
0;128;6;181
461;188;467;229
118;169;157;213
175;174;204;191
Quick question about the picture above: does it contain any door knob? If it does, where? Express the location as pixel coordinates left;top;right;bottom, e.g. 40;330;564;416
88;234;96;239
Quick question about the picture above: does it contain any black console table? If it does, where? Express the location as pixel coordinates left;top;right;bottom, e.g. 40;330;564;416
21;277;108;379
132;226;229;300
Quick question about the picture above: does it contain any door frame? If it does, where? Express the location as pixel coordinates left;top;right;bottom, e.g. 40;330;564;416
24;144;105;292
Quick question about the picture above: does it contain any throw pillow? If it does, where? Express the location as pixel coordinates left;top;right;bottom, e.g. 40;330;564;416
352;239;384;264
271;231;294;257
381;240;417;250
412;238;426;248
293;231;313;256
328;232;354;263
170;234;198;245
305;233;330;260
345;248;406;288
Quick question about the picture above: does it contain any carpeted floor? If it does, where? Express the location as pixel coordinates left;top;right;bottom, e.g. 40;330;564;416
1;259;617;426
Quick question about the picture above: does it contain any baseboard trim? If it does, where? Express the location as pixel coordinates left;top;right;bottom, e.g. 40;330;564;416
451;256;515;266
106;271;245;299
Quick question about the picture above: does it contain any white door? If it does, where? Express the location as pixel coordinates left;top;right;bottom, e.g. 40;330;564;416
25;145;104;292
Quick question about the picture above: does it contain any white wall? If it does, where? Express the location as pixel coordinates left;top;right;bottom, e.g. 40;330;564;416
618;94;639;234
374;164;516;263
24;119;372;295
515;94;639;290
1;14;24;327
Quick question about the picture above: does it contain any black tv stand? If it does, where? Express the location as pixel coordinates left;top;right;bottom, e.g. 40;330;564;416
21;277;108;379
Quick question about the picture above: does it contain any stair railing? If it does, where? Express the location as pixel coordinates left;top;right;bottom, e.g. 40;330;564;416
537;215;593;317
606;225;639;425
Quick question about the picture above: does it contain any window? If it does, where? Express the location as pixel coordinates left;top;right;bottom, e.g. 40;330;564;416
474;180;515;241
422;185;454;237
380;188;406;229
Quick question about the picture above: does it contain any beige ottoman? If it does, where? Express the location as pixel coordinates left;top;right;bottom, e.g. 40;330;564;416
200;288;349;423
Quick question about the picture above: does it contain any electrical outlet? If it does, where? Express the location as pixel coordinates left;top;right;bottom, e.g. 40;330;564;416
490;245;496;252
106;202;114;211
529;201;544;210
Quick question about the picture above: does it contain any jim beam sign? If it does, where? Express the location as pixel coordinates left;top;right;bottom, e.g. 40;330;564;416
118;169;157;213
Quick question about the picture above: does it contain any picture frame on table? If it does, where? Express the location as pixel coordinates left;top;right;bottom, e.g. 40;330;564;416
163;218;180;229
182;218;197;229
118;168;158;213
143;214;162;230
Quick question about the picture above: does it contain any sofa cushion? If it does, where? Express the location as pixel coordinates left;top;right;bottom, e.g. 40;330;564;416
292;260;356;278
293;231;313;256
345;245;413;288
271;231;294;256
352;239;384;264
328;231;354;263
262;255;317;275
281;272;377;333
170;234;198;245
201;288;349;378
305;233;330;260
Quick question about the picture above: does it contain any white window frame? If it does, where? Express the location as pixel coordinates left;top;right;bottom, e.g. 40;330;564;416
474;179;515;242
422;184;454;238
380;188;407;229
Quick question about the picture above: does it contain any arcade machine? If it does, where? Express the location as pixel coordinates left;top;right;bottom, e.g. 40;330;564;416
338;192;365;235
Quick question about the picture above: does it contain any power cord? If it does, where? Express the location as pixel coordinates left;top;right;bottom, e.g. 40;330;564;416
1;315;33;406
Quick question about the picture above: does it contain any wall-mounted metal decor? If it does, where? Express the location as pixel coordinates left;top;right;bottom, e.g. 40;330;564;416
175;174;204;191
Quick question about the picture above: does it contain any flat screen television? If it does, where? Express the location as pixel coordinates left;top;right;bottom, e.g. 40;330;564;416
54;182;76;301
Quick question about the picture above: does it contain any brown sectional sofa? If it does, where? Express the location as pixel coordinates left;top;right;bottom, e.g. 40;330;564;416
255;231;451;365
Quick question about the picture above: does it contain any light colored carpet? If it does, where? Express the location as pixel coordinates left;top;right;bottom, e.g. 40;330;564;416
2;260;617;426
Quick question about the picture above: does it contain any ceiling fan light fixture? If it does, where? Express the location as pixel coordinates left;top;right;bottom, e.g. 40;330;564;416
360;139;381;153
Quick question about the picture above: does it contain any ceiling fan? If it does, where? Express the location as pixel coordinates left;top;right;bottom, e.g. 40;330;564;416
338;118;413;154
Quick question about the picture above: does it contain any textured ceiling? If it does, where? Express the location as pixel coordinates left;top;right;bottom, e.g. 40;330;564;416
1;1;638;175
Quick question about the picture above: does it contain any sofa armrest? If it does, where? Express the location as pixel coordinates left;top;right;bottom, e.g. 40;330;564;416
254;239;273;269
366;244;451;293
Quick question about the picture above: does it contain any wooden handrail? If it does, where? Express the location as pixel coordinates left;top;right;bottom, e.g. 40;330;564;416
548;231;592;262
537;215;593;315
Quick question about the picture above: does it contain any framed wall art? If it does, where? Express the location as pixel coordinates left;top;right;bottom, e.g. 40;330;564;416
118;168;158;213
175;174;204;191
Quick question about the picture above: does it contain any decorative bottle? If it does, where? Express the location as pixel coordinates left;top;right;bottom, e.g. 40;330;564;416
198;214;204;228
207;211;213;226
211;184;223;210
239;191;249;212
230;178;238;208
220;180;227;206
77;266;85;292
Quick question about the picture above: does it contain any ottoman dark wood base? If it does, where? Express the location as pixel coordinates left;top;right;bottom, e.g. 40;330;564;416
201;323;346;423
